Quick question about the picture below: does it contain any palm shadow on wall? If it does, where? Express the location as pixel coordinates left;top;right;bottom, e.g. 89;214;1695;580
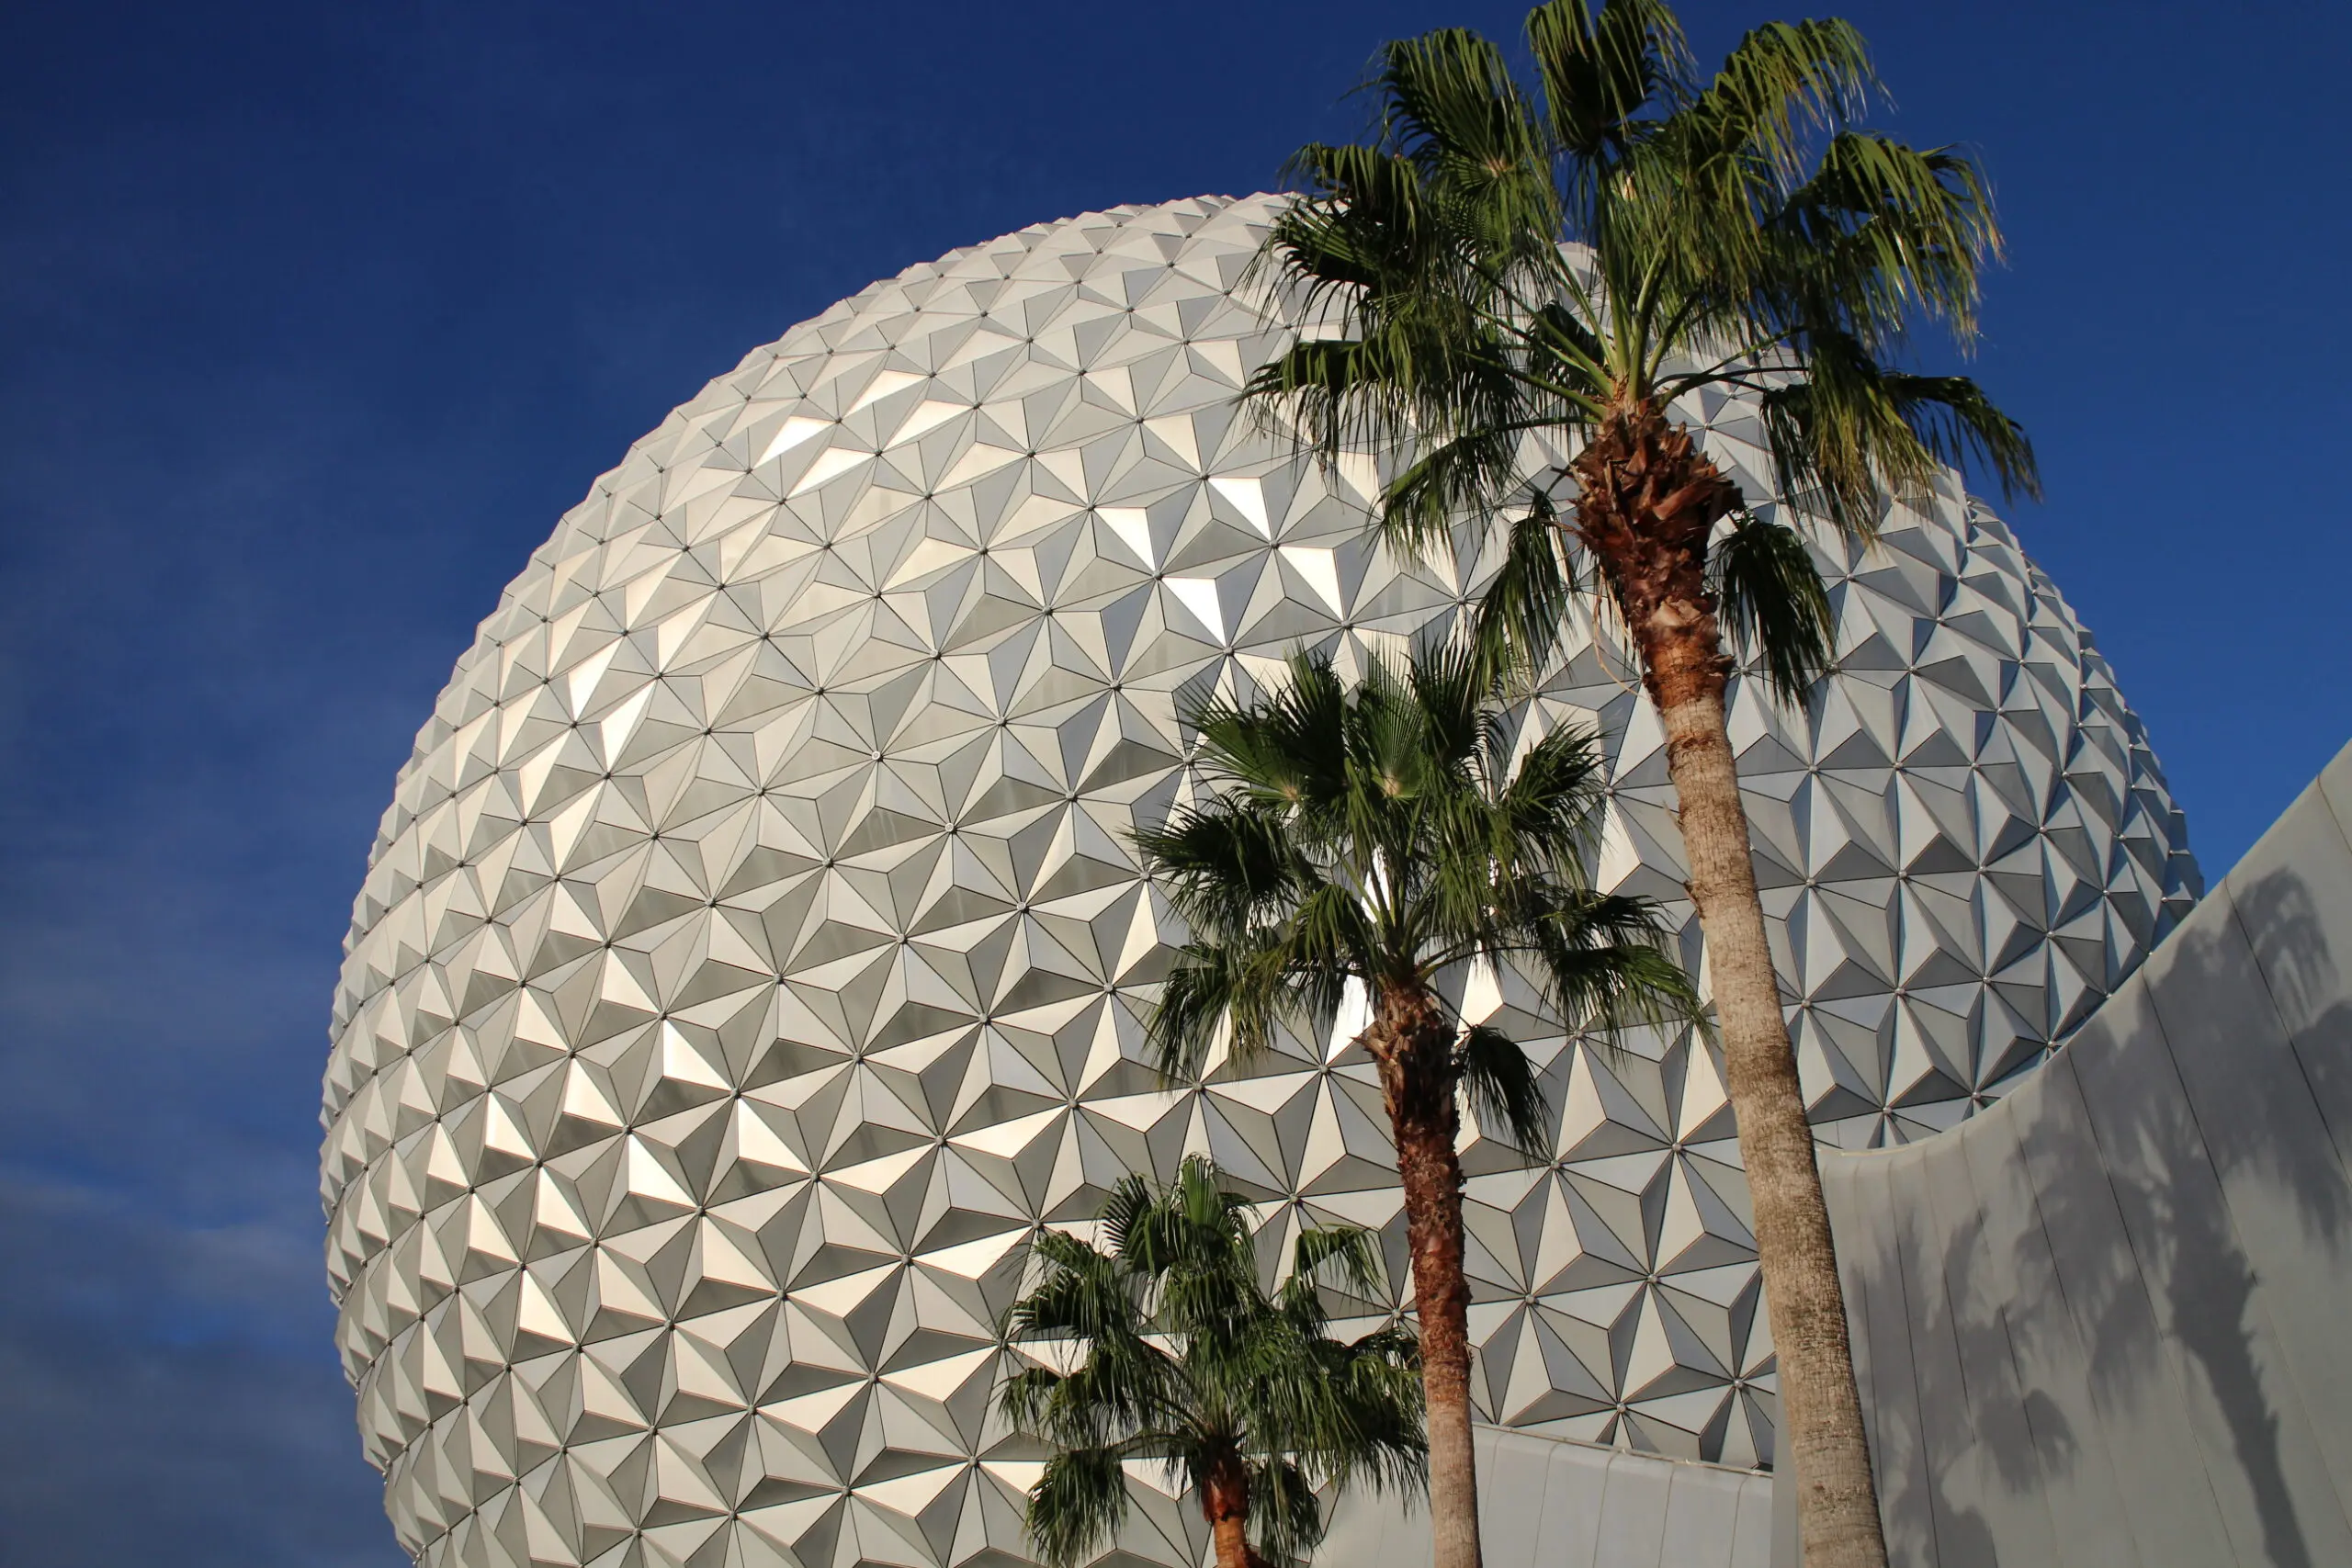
1837;843;2352;1567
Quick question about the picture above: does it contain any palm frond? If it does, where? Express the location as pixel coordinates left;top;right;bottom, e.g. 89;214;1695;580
1184;650;1352;808
1285;1223;1385;1312
1401;636;1487;773
1757;328;1928;532
1527;0;1691;168
1768;134;1998;349
1523;299;1613;402
1007;1231;1137;1344
1131;804;1306;939
1097;1172;1153;1262
1147;939;1292;1081
1487;884;1694;1032
1710;511;1834;703
1489;716;1611;879
1024;1445;1131;1568
1682;19;1874;183
1883;371;2040;503
1258;143;1451;328
997;1364;1065;1434
1374;28;1559;254
1382;416;1541;560
1457;1022;1551;1156
1247;1456;1329;1564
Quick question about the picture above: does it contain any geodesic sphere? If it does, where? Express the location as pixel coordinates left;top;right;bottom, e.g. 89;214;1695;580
322;193;2198;1568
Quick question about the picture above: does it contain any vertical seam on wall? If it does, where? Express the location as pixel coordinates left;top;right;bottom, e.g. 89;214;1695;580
1881;1150;1953;1567
2063;974;2255;1564
2006;1064;2158;1567
1987;1088;2150;1568
2134;941;2350;1554
2185;886;2352;1530
1952;1114;2068;1562
2236;790;2352;1190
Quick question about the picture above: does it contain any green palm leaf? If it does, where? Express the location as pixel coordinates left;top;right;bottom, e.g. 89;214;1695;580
998;1156;1426;1568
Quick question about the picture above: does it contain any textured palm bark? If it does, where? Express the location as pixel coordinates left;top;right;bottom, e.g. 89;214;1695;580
1367;987;1483;1568
1572;405;1890;1568
1201;1453;1266;1568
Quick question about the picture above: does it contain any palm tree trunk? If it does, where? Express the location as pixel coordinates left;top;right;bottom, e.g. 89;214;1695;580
1371;992;1483;1568
1202;1453;1262;1568
1575;405;1888;1568
1657;670;1886;1568
1207;1503;1254;1568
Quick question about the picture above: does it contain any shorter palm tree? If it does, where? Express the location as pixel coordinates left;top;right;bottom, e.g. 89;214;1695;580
998;1156;1424;1568
1136;641;1696;1568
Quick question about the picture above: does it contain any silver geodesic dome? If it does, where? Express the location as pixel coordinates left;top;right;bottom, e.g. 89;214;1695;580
322;193;2198;1568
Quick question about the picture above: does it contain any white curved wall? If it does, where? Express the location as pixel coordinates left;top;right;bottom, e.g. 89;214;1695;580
1324;1426;1771;1568
1790;740;2352;1566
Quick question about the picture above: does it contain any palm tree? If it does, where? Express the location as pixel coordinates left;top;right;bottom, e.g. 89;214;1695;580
1241;6;2040;1564
997;1155;1424;1568
997;1152;1420;1568
1136;642;1695;1568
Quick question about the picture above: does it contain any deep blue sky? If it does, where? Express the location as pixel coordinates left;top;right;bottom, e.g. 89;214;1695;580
2;2;2345;1563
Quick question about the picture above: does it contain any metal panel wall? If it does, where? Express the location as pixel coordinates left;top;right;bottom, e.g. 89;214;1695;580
1321;1425;1774;1568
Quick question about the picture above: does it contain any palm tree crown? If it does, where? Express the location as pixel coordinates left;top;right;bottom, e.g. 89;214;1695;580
998;1156;1424;1568
1249;0;2037;696
1135;639;1694;1568
1140;640;1690;1130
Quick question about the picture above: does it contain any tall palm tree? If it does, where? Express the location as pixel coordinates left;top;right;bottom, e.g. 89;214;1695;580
997;1155;1424;1568
1136;642;1695;1568
1242;6;2039;1564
